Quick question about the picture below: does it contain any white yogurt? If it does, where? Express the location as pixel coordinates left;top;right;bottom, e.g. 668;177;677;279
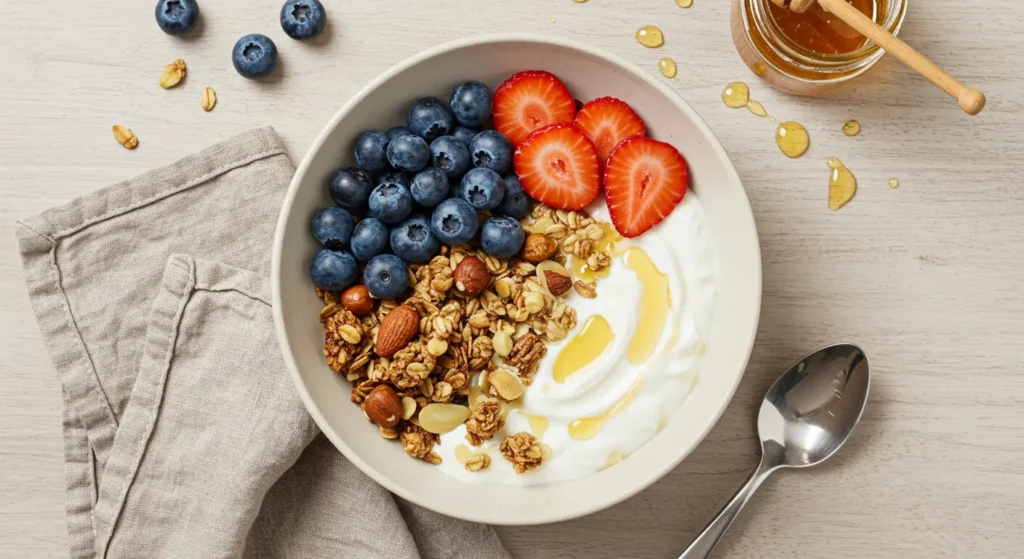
436;194;718;484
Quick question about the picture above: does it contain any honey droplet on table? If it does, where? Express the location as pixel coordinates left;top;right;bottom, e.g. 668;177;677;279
658;57;678;78
827;157;857;211
636;25;665;48
842;120;861;137
676;0;694;7
573;0;588;3
776;121;810;158
746;100;768;117
889;177;900;188
722;82;750;108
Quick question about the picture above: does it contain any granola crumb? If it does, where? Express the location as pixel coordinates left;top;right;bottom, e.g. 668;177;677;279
387;342;436;389
465;398;506;446
506;332;546;381
500;432;543;474
400;423;439;462
465;453;492;472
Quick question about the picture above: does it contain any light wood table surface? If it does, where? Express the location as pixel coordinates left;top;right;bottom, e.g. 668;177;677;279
2;1;1022;557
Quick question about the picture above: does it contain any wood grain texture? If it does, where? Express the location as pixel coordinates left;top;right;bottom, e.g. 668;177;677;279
1;1;1022;557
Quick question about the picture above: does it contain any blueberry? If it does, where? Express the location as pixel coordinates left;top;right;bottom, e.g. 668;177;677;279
387;126;415;140
376;169;411;188
469;130;514;175
329;167;373;212
350;217;389;261
390;215;440;264
368;182;413;224
354;131;390;173
430;198;479;246
232;34;277;79
280;0;326;40
155;0;199;35
450;81;492;128
311;207;355;248
429;135;471;180
310;249;358;291
497;175;533;219
410;168;449;208
407;97;455;142
460;167;505;211
364;254;410;300
386;134;430;172
452;126;479;146
480;216;525;259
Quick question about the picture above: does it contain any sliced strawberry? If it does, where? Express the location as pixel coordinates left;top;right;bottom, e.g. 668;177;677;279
573;97;647;162
603;136;689;238
493;71;577;145
514;123;601;211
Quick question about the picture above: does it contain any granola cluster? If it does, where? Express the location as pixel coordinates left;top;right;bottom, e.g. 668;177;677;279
317;204;618;474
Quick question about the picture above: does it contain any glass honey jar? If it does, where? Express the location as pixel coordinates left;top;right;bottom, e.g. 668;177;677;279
731;0;907;95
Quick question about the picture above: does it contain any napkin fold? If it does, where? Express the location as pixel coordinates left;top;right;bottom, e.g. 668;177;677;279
17;127;510;559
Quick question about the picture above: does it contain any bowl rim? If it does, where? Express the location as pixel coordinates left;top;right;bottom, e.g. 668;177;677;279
272;32;762;525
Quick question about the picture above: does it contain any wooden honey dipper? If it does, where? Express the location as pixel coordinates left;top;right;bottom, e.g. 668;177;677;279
771;0;986;115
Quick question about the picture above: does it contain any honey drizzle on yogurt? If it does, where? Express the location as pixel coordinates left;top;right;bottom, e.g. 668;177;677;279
522;413;550;439
569;377;646;441
569;223;620;281
553;315;614;383
624;247;671;365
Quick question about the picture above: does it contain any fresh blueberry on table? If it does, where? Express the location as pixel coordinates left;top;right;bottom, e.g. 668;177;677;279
354;131;390;173
407;97;455;142
450;81;492;128
329;167;373;212
364;254;410;300
311;207;355;249
480;216;525;259
280;0;326;40
376;169;411;188
460;167;505;211
452;126;479;147
497;175;533;219
232;34;278;79
390;215;441;264
386;134;430;172
469;130;514;175
429;135;470;180
310;249;358;292
410;168;449;208
430;198;479;246
387;126;416;140
368;182;413;224
349;217;390;261
155;0;199;35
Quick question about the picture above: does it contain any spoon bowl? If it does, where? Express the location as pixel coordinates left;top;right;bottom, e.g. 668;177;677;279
679;344;870;558
758;343;870;468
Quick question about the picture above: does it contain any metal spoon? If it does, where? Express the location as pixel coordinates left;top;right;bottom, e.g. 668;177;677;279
678;343;870;558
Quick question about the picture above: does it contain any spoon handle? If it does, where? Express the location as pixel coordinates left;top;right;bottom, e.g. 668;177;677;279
677;456;778;559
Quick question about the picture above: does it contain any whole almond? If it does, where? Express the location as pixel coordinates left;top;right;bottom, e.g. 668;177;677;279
341;285;373;315
362;385;403;427
201;86;217;111
537;260;572;297
453;255;491;297
112;125;138;150
375;305;419;357
522;233;557;263
159;59;186;89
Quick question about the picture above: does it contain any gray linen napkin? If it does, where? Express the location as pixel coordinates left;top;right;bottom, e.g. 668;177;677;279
17;127;510;559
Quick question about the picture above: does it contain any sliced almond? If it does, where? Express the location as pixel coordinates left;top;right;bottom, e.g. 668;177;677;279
159;59;186;89
418;403;471;434
112;125;138;150
201;86;217;111
492;331;513;357
488;367;523;402
401;396;417;420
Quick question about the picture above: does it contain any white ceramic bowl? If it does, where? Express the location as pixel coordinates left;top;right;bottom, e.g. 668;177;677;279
272;33;761;525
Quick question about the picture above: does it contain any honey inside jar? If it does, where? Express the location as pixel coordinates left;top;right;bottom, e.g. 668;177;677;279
768;0;875;54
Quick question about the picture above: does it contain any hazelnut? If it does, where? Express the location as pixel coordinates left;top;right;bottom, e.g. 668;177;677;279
362;385;403;427
341;285;373;315
453;255;491;297
522;233;557;263
536;260;572;297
